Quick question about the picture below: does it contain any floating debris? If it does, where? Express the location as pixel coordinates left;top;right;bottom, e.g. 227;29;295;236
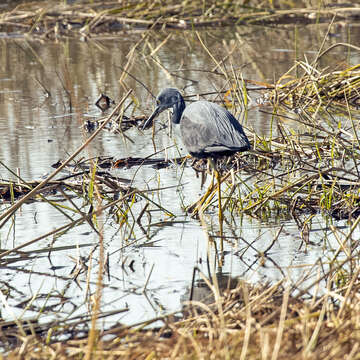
95;93;115;112
113;156;184;169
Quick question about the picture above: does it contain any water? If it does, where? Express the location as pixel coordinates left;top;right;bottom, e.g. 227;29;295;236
0;22;359;327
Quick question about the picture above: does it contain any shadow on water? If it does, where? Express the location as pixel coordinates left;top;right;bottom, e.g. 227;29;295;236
0;19;359;339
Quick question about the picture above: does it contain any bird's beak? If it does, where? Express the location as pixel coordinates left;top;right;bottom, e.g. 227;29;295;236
142;105;164;130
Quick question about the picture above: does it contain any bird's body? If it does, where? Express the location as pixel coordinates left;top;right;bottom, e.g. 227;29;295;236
143;88;250;159
180;100;250;158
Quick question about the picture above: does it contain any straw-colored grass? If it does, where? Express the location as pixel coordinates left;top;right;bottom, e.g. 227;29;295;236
1;0;360;39
6;271;360;359
271;60;360;111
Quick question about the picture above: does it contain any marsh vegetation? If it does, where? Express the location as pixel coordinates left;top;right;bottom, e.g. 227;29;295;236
0;0;360;359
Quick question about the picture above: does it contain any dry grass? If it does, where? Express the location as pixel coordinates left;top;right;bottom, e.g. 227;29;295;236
6;270;360;359
1;0;360;39
271;59;360;111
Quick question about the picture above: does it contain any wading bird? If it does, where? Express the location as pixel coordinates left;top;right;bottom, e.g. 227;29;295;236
143;88;250;241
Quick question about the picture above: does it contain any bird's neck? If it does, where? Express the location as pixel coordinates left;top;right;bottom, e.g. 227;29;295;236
172;96;185;124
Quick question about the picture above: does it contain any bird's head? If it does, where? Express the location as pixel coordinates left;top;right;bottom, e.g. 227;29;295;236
142;88;185;129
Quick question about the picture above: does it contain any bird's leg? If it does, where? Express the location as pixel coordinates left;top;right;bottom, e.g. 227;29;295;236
186;174;216;215
209;158;224;253
194;170;215;213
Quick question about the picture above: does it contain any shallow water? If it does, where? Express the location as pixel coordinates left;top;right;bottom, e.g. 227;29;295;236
0;22;359;327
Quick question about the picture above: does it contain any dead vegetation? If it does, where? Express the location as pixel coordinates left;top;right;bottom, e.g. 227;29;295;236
271;59;360;110
6;269;360;359
1;0;360;39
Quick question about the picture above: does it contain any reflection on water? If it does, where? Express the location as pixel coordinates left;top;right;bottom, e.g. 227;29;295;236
0;24;359;326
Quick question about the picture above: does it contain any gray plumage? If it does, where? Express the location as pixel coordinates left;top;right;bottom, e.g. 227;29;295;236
143;88;250;158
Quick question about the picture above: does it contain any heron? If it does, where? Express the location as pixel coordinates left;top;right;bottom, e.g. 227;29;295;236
143;88;250;241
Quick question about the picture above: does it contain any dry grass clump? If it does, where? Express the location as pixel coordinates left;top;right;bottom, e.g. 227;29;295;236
234;103;360;222
1;0;360;39
6;268;360;359
271;59;360;111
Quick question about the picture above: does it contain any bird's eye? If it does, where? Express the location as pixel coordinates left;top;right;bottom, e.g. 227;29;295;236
156;99;160;105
